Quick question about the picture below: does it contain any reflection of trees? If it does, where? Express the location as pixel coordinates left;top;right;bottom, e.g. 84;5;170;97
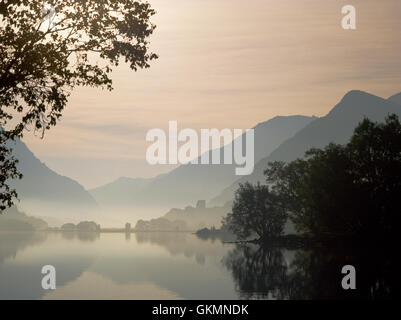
134;232;226;266
287;247;399;299
223;244;399;300
135;231;187;246
222;244;288;299
60;231;100;242
285;249;344;300
77;232;100;242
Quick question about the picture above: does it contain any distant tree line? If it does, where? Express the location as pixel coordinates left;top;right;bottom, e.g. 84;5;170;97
223;114;401;242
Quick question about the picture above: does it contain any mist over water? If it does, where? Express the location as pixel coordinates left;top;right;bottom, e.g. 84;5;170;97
17;202;171;229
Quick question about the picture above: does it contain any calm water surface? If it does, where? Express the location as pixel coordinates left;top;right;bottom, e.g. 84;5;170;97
0;231;396;299
0;232;243;299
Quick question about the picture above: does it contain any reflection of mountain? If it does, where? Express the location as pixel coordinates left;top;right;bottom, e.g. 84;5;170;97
0;232;98;299
43;271;181;299
8;138;97;216
0;232;47;264
90;232;237;299
90;116;315;207
212;91;401;205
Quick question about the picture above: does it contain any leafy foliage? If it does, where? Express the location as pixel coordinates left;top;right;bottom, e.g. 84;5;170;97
0;0;158;211
0;131;22;211
265;114;401;238
223;182;287;240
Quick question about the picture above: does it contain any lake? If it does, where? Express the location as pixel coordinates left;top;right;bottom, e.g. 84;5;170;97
0;231;396;299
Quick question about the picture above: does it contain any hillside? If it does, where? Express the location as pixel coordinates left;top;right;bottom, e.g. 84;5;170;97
90;115;315;207
211;90;401;205
7;139;97;217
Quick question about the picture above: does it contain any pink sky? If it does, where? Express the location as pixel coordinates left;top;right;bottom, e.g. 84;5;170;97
22;0;401;188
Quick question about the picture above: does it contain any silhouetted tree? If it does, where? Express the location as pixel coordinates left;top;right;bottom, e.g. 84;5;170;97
265;144;356;235
0;0;158;211
223;182;287;241
347;114;401;235
265;114;401;239
0;131;22;211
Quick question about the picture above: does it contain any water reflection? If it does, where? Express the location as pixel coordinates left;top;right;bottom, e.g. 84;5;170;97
134;232;222;265
222;244;288;299
0;231;236;300
0;232;98;300
1;231;397;299
89;232;236;299
223;244;399;299
60;231;100;242
0;232;47;264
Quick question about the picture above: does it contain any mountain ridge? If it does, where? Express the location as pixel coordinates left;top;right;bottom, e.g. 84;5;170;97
7;138;97;217
89;115;316;207
210;90;401;205
389;92;401;105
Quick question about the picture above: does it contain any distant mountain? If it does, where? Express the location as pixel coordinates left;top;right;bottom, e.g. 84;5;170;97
0;206;48;231
389;92;401;105
211;90;401;205
90;177;153;206
89;115;315;207
8;138;97;216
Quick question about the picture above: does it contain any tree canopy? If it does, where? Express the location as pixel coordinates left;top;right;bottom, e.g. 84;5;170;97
0;0;158;211
223;182;287;241
265;114;401;239
224;114;401;242
0;130;22;211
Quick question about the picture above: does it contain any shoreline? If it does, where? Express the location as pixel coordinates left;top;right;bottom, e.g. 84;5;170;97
46;228;197;233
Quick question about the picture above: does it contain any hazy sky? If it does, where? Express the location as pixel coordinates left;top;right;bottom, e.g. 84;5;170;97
22;0;401;189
